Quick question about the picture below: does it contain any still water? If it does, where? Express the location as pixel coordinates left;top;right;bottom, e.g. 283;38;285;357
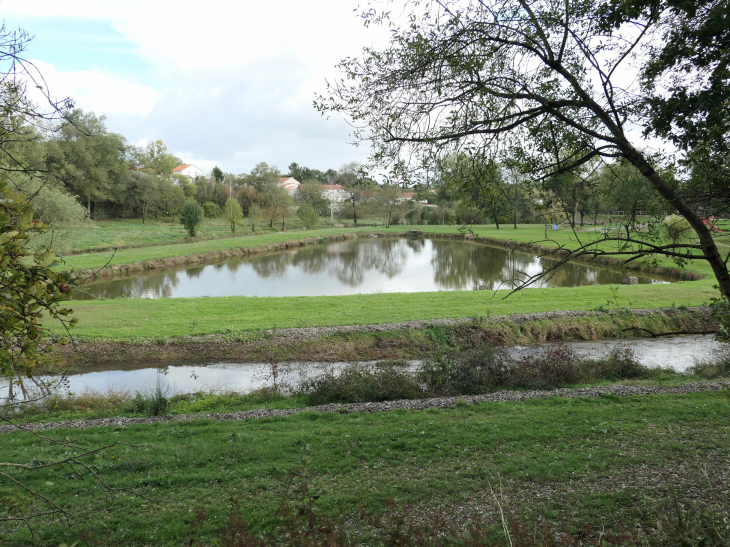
79;238;668;299
2;336;718;401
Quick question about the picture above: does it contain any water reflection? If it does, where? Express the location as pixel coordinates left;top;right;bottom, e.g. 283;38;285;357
78;238;669;299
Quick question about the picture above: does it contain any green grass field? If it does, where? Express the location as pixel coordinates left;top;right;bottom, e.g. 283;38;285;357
3;391;729;545
52;223;719;340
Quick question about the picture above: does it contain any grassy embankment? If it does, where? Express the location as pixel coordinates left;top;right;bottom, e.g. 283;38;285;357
35;216;350;254
3;391;729;545
53;224;719;342
5;224;729;545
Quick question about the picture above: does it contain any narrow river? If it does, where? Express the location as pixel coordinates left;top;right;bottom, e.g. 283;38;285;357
2;335;722;401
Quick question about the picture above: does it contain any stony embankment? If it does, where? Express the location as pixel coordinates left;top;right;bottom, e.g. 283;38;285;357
2;380;727;435
55;307;718;365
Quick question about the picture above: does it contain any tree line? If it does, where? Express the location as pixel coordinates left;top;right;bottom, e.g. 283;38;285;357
7;105;684;233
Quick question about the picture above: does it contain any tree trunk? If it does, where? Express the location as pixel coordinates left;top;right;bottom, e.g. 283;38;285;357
580;210;584;227
87;196;91;219
623;144;730;300
494;216;500;229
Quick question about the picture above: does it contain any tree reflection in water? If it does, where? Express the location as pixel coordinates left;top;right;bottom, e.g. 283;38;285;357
79;238;666;299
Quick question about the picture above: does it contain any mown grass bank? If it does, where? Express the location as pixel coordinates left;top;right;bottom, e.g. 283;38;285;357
3;390;729;545
51;224;722;341
55;308;718;365
59;226;391;272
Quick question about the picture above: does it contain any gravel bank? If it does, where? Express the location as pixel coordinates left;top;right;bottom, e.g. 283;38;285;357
3;380;727;435
176;306;715;345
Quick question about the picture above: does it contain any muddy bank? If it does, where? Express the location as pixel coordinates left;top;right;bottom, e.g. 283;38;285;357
2;380;727;435
54;307;718;366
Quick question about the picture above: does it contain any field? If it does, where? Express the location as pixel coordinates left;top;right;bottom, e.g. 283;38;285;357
4;220;730;546
52;223;719;340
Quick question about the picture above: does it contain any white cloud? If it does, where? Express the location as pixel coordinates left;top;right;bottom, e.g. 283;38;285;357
3;0;394;172
29;59;160;116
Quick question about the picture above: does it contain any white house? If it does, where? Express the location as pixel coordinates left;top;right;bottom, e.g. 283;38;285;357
172;164;205;179
279;177;301;196
320;184;348;206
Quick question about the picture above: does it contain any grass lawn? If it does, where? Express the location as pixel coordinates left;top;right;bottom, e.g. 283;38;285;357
51;223;719;340
38;217;372;255
3;391;728;545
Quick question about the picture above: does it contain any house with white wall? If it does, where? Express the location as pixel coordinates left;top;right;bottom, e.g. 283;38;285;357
172;164;205;179
279;177;301;196
320;184;348;206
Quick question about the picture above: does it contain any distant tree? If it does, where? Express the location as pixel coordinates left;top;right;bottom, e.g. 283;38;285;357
236;185;258;215
202;201;221;218
139;140;181;175
223;198;243;233
212;166;224;184
158;179;185;221
375;185;403;228
261;182;293;227
131;170;159;224
337;162;371;226
45;110;129;218
180;199;203;236
248;203;262;232
297;180;329;215
440;154;509;229
245;162;281;193
297;202;319;229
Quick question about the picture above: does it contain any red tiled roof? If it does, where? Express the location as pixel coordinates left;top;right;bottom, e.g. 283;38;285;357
173;164;192;172
402;192;416;198
321;184;344;190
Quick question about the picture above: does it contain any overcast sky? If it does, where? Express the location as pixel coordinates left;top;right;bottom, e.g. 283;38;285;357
3;0;392;176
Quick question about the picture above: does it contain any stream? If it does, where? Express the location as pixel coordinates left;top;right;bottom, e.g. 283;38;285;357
1;335;723;401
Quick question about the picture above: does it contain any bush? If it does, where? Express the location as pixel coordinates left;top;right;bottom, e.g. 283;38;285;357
126;384;170;416
662;214;695;243
180;199;204;236
297;202;319;229
511;344;582;389
578;347;647;381
300;363;424;405
689;346;730;379
202;201;221;218
420;348;511;395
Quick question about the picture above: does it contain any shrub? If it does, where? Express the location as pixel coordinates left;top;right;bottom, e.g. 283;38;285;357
126;384;170;416
180;199;204;236
420;348;511;395
689;346;730;379
300;363;424;405
662;214;695;244
511;344;582;389
202;201;221;218
297;203;319;229
578;347;647;381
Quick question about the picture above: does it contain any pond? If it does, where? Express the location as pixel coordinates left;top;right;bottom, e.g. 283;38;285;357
0;335;720;402
78;238;669;299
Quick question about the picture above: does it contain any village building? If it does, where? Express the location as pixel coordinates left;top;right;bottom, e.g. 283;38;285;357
172;164;205;179
278;177;301;196
320;184;348;206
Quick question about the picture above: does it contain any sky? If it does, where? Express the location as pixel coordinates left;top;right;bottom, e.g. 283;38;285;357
2;0;393;176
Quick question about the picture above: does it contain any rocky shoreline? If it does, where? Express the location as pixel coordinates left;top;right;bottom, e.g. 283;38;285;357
2;380;727;435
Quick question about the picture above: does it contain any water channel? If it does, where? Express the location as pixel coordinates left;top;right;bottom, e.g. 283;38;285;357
78;238;669;300
2;336;720;401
